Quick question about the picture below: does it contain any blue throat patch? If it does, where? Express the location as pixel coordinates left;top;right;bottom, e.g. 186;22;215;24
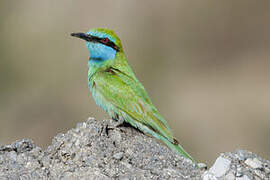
86;42;116;62
85;30;117;62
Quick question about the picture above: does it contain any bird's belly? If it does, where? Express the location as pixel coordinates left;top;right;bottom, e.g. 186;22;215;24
89;82;117;119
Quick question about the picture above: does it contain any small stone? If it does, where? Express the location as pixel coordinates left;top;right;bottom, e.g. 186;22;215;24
254;169;265;179
0;155;4;164
225;172;235;180
76;122;84;129
198;162;208;170
118;175;130;180
245;158;263;169
236;175;251;180
113;152;123;160
9;151;17;161
236;150;249;161
202;172;218;180
236;171;243;177
13;139;35;153
121;162;132;169
74;139;80;146
209;157;231;177
264;166;270;174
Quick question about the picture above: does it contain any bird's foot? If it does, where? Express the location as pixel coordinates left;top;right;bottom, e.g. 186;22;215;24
111;116;128;128
115;116;125;127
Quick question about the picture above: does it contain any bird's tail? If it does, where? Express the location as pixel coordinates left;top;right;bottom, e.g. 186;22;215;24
124;116;196;163
164;138;195;163
151;130;195;163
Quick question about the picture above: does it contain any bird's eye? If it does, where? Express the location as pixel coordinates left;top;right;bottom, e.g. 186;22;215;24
101;38;109;43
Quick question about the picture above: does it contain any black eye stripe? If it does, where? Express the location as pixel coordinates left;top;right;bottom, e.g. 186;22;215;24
92;36;119;52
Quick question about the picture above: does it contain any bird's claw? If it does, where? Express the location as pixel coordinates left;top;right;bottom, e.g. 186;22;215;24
115;116;125;127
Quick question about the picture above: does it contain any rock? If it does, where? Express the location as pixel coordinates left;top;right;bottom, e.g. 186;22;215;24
225;172;235;180
0;118;201;179
113;152;124;160
1;117;270;180
202;150;270;180
236;175;251;180
203;172;218;180
244;158;263;169
209;156;231;177
197;162;208;170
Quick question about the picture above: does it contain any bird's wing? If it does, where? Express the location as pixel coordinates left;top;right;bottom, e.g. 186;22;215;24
93;67;175;144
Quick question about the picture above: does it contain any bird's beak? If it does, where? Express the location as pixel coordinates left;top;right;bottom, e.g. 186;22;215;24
70;32;94;42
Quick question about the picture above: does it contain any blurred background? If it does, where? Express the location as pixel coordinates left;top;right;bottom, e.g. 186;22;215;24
0;0;270;165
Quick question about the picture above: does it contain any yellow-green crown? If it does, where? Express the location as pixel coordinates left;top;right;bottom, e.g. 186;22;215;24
87;28;123;52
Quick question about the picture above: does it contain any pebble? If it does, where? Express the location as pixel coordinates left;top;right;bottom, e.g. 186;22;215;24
209;157;231;177
244;158;263;169
225;172;235;180
202;172;218;180
9;151;17;162
198;162;208;170
236;175;251;180
113;152;123;160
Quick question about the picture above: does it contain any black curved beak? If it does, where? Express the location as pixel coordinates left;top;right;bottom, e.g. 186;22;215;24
71;32;94;42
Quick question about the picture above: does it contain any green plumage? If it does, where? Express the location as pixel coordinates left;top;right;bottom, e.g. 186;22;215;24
71;28;195;162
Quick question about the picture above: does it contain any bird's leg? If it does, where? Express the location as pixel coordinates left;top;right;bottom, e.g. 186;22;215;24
111;112;119;122
115;116;125;127
111;113;125;127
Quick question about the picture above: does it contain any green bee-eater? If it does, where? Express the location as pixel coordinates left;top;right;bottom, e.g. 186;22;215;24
71;28;194;162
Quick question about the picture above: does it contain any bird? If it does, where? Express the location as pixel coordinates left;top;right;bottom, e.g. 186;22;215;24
71;28;195;162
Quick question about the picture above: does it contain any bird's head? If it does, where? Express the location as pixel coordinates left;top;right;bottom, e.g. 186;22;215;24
71;28;123;61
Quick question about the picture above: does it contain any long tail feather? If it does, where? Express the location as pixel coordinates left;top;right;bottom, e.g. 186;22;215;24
130;118;196;162
164;138;195;163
